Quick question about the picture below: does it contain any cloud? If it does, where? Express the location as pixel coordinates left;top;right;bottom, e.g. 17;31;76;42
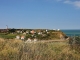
63;0;72;4
57;0;80;8
73;1;80;8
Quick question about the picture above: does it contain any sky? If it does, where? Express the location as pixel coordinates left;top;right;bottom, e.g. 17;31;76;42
0;0;80;29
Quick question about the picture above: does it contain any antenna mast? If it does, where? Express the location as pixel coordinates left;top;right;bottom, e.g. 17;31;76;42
6;25;8;29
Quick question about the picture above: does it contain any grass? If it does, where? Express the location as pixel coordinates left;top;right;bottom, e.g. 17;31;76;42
0;38;80;60
0;33;16;39
0;30;66;40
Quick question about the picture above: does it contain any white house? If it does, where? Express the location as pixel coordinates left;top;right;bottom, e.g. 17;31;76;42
16;35;20;39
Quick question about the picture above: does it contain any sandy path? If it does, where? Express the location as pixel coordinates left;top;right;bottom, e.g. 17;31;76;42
25;39;67;43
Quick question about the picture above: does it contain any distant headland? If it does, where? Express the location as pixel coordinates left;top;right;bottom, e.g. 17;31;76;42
0;28;67;40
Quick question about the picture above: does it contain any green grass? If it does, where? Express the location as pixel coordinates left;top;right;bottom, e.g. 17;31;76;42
0;33;16;39
0;30;66;40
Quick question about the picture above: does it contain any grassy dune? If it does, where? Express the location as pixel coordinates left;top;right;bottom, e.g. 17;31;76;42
0;38;80;60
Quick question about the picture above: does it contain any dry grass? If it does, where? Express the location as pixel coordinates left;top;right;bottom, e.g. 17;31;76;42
0;38;80;60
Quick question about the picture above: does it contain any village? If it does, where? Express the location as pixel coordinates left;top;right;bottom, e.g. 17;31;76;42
0;26;67;42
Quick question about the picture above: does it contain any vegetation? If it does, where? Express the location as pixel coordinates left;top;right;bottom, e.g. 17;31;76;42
0;33;16;39
0;29;67;40
0;38;80;60
0;29;80;60
69;36;80;53
0;38;23;60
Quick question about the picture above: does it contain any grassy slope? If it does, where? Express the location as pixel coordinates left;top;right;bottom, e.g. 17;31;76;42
0;31;67;40
0;38;80;60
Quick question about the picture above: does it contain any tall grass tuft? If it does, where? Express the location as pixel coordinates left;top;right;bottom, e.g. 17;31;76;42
0;38;80;60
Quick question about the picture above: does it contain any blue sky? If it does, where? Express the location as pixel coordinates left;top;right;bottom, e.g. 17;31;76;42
0;0;80;29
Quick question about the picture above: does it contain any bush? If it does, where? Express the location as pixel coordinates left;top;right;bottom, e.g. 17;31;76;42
69;36;80;53
75;36;80;44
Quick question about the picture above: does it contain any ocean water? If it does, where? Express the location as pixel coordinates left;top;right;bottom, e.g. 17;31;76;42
61;30;80;36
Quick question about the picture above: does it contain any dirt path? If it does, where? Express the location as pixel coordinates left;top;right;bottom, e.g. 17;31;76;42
25;39;67;43
38;39;67;43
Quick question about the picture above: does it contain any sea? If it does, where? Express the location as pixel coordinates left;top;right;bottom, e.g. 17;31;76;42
61;29;80;37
